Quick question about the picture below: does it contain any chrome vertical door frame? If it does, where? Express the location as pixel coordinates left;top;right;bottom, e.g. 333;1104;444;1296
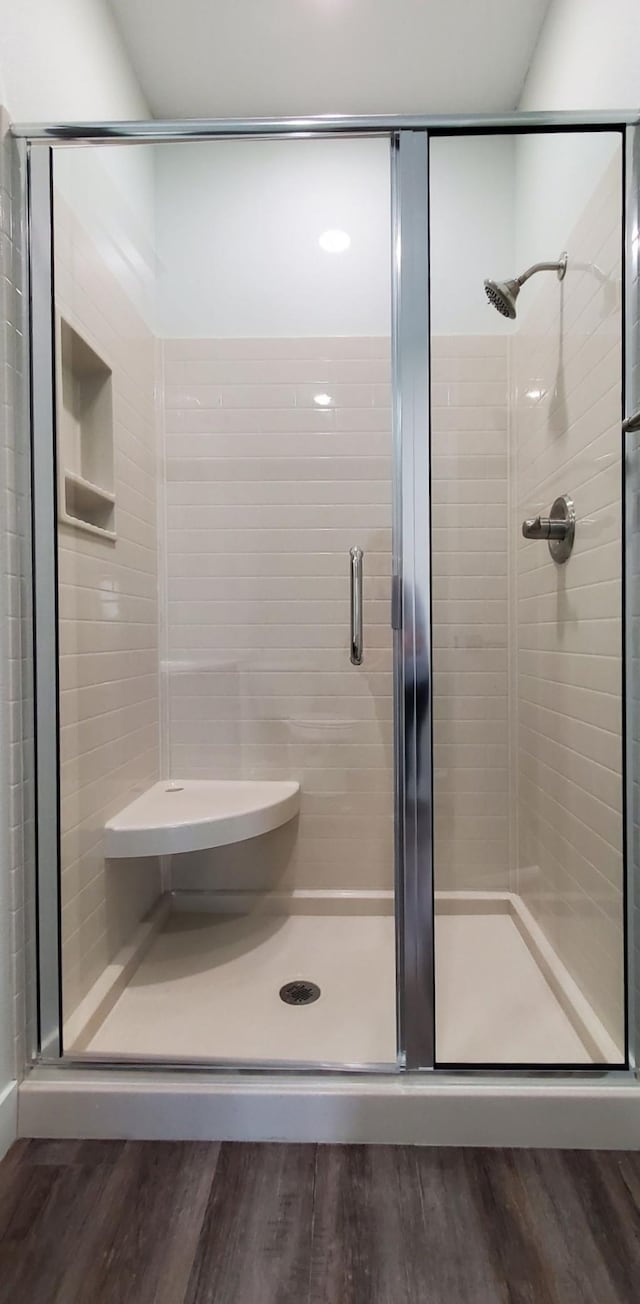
27;145;62;1057
393;131;434;1069
624;123;640;1072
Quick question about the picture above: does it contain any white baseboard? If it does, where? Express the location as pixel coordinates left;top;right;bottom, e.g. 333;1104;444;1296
18;1068;640;1149
0;1079;17;1160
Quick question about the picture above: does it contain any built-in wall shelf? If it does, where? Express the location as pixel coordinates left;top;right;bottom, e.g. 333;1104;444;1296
62;470;116;540
104;779;301;859
57;316;116;539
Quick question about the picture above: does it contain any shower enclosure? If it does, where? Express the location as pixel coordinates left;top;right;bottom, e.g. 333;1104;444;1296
17;112;640;1078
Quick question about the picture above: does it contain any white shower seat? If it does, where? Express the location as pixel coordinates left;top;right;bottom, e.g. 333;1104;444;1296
104;779;300;859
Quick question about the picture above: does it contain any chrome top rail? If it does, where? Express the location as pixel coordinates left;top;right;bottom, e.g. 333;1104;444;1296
11;110;640;144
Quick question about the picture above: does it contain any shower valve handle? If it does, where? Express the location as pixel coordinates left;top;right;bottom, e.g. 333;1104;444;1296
521;515;568;541
521;494;576;565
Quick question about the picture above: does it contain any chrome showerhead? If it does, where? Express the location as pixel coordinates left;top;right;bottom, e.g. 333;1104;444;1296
484;277;520;319
484;251;567;320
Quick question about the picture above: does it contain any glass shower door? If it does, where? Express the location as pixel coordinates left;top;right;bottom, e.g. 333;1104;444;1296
429;129;627;1067
30;119;631;1074
43;136;398;1066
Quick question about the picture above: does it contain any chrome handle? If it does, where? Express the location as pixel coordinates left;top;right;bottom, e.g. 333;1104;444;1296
521;493;575;564
522;515;569;541
622;409;640;434
349;546;363;665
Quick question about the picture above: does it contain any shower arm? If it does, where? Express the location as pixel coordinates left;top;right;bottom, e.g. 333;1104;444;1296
516;253;567;287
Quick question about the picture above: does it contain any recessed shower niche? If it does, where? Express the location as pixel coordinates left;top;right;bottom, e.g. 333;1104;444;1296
57;316;116;538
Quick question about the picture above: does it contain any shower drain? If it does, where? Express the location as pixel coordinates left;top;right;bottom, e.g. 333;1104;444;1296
279;980;321;1006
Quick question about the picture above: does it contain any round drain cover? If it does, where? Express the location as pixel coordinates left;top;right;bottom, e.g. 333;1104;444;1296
279;980;321;1006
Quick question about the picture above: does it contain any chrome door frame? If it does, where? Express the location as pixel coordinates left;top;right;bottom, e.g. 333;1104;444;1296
13;112;639;142
20;111;639;1077
26;144;62;1059
392;132;434;1068
624;122;640;1074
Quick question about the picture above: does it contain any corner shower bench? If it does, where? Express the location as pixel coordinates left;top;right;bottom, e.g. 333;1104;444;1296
104;780;301;858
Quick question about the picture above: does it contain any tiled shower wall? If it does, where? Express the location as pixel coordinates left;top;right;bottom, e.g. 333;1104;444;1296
432;336;510;890
163;334;510;896
49;305;514;996
513;154;625;1047
163;337;395;893
55;195;161;1019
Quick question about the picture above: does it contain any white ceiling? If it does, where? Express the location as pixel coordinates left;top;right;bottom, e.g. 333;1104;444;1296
107;0;552;119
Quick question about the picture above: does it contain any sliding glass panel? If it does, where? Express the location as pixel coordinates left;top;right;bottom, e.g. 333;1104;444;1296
52;138;396;1066
429;130;626;1066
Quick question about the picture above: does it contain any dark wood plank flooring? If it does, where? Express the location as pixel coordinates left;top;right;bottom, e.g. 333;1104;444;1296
0;1141;639;1303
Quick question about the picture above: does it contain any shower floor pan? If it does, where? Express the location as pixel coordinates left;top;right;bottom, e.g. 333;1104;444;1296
76;908;399;1066
66;892;622;1067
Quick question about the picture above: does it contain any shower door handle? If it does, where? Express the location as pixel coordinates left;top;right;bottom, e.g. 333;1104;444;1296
350;546;363;665
622;409;640;434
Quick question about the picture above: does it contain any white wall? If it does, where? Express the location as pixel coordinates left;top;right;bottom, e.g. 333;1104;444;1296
155;136;515;338
521;0;640;112
107;0;552;119
0;0;147;122
0;1;155;324
516;0;640;267
155;139;390;338
429;137;515;335
514;133;620;272
55;146;157;328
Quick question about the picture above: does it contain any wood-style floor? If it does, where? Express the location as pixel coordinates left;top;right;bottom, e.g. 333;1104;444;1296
0;1141;639;1303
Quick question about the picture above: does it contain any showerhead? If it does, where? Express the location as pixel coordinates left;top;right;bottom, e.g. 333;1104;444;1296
484;278;520;319
484;252;567;320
